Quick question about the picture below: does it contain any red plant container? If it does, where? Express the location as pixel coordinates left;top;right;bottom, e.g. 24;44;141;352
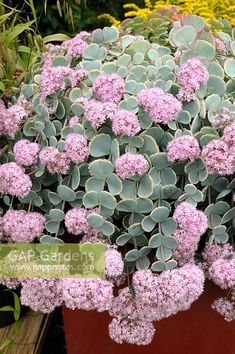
62;281;235;354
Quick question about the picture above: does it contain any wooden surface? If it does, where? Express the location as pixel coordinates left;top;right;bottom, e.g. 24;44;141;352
0;310;51;354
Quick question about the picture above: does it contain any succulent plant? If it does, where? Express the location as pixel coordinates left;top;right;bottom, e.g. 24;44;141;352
0;15;234;344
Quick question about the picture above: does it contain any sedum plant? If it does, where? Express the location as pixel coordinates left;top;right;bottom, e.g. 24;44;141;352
0;15;235;344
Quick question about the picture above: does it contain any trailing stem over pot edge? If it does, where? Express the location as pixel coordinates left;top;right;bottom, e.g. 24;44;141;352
0;14;235;345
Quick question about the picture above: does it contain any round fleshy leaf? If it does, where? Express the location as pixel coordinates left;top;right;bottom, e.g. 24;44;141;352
83;191;99;208
224;59;235;78
87;214;105;228
149;233;163;248
89;134;112;157
125;249;139;262
173;26;197;47
49;209;65;222
150;207;170;223
106;174;122;195
89;160;114;180
117;199;138;212
57;186;76;202
99;191;117;210
151;261;165;272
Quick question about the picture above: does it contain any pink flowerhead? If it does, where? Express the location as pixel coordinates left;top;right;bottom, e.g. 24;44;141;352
69;116;80;128
223;121;235;147
39;147;70;174
13;139;40;166
109;318;155;345
20;279;62;313
137;87;182;124
109;286;153;321
173;229;199;265
106;248;124;278
112;109;141;136
80;98;117;129
209;257;235;289
40;56;86;101
65;133;89;164
215;38;227;54
212;108;233;127
212;297;235;322
202;243;233;266
202;139;234;176
167;135;200;162
64;208;98;236
133;264;205;321
0;162;32;198
62;278;113;312
173;202;208;236
0;278;21;289
3;210;46;243
177;59;209;102
92;73;125;104
0;103;27;137
115;153;149;180
62;32;90;57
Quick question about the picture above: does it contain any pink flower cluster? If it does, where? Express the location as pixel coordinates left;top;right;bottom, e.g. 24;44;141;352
108;263;204;344
106;248;124;278
20;279;62;313
0;162;32;198
167;135;200;162
3;210;46;242
69;116;80;128
0;101;27;137
39;147;70;174
202;139;235;176
62;278;113;311
215;38;227;53
209;257;235;289
212;108;233;127
115;153;149;180
0;278;21;289
40;56;87;101
137;87;182;124
173;202;208;265
177;59;209;102
92;73;125;104
64;208;99;237
173;202;208;235
13;139;40;166
109;318;155;346
223;121;235;147
132;264;205;321
79;97;117;129
64;133;89;164
202;243;233;266
212;297;235;322
62;31;90;57
112;109;141;136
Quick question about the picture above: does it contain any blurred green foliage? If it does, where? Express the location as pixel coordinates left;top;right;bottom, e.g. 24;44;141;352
0;2;43;96
6;0;144;35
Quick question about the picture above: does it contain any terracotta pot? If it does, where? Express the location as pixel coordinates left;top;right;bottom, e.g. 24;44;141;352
62;281;235;354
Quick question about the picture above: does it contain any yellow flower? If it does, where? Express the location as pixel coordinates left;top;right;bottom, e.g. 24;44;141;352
99;0;235;27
